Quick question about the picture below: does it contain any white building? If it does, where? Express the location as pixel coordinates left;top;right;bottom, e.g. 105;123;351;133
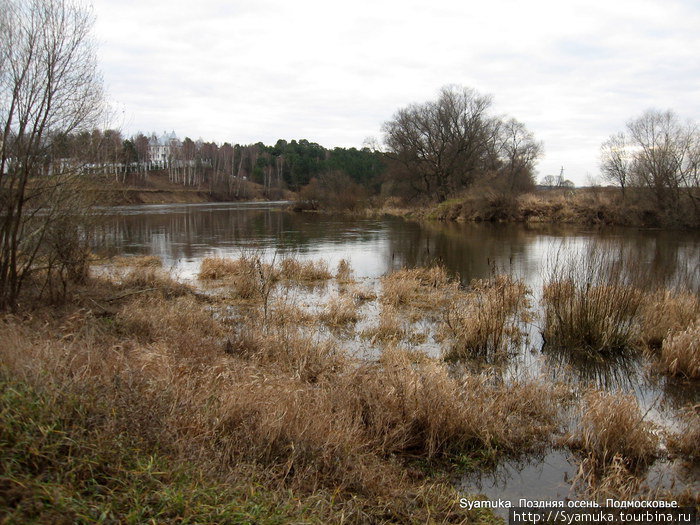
148;131;180;164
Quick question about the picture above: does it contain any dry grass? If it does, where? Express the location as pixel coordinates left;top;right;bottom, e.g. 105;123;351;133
361;305;410;343
318;296;359;327
198;256;243;280
639;290;700;349
350;285;377;302
658;320;700;380
667;406;700;464
0;271;557;522
118;266;192;297
442;275;530;361
267;299;316;327
279;258;332;282
198;255;277;301
542;250;644;355
341;351;562;458
381;265;457;309
569;391;658;471
113;254;163;267
335;258;354;283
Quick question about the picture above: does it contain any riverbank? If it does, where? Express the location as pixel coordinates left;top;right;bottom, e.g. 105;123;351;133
89;170;295;206
297;187;699;230
1;254;697;522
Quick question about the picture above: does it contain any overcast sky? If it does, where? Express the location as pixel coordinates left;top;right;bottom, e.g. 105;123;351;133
92;0;700;185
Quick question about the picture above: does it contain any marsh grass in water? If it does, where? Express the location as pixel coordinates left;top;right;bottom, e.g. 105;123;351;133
442;275;531;362
542;249;644;355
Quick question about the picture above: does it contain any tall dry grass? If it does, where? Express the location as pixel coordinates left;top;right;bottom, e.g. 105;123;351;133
442;275;530;361
381;265;457;309
667;406;700;464
335;258;354;283
279;258;332;282
638;290;699;349
658;321;700;380
569;391;658;470
318;295;359;327
541;249;644;355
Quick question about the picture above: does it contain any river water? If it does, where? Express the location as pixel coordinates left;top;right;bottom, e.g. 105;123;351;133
94;201;700;508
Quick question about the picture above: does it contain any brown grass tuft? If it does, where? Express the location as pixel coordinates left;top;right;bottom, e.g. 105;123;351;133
569;391;658;470
658;321;700;380
442;275;530;361
541;249;644;354
381;265;457;309
667;406;700;464
639;290;700;349
198;256;242;280
113;254;163;268
319;296;359;327
335;258;354;283
198;255;277;301
279;258;332;282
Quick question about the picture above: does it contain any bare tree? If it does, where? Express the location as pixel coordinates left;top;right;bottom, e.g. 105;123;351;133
0;0;104;309
600;132;631;197
496;118;543;193
601;110;700;215
382;85;495;202
382;86;540;202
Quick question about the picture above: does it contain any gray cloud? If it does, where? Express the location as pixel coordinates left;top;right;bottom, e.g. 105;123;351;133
93;0;700;185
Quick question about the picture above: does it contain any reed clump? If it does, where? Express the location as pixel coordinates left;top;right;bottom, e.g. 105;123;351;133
198;256;243;280
639;290;700;349
198;255;277;301
341;351;561;458
569;391;658;470
667;406;700;464
658;321;700;380
335;258;354;283
381;265;457;309
442;275;530;361
541;250;644;355
279;258;332;282
113;254;163;267
319;296;359;327
118;266;192;297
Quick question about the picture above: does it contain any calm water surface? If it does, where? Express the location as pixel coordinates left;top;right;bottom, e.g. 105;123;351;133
95;202;700;508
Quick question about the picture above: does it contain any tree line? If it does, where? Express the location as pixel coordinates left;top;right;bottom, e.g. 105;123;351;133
48;129;385;198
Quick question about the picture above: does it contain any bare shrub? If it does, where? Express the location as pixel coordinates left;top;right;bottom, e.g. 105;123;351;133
658;321;700;379
569;391;658;470
442;275;530;361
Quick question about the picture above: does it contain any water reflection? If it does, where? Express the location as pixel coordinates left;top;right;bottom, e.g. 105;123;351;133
95;203;700;504
95;203;700;289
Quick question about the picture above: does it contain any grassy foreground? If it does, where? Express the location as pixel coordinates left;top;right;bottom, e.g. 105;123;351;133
2;254;698;523
0;262;516;524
